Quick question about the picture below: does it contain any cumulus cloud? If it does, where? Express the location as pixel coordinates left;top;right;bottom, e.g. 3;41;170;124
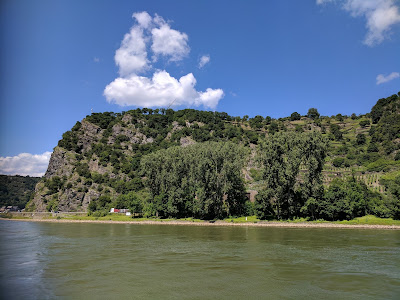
105;71;223;109
198;55;210;68
0;152;52;177
114;26;149;76
151;24;190;62
104;11;224;109
376;72;400;84
317;0;400;46
132;11;152;29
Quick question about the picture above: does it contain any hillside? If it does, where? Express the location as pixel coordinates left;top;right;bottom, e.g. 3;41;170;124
27;92;400;220
0;175;40;209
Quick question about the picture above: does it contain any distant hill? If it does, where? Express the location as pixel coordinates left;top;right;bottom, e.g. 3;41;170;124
0;175;41;209
27;92;400;220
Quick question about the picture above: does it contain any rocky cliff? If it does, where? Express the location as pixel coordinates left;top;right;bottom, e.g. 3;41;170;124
27;92;400;213
28;109;260;212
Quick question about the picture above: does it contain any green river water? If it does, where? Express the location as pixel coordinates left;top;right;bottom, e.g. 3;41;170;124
0;220;399;299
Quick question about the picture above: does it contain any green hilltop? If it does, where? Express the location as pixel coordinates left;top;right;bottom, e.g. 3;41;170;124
0;175;40;209
26;92;400;221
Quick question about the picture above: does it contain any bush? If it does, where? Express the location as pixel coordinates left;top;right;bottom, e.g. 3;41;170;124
359;120;370;128
367;143;379;153
91;210;109;217
395;152;400;161
290;112;301;121
332;157;345;167
356;133;366;145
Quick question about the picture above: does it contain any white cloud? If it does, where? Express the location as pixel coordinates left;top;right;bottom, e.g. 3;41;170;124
104;70;223;109
115;26;149;76
133;11;152;29
376;72;400;84
198;55;210;68
151;24;190;62
93;57;100;63
105;11;223;109
0;152;52;177
317;0;400;46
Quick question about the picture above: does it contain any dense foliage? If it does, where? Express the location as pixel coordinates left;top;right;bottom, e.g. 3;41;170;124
140;142;247;219
28;91;400;221
255;131;327;219
0;175;40;209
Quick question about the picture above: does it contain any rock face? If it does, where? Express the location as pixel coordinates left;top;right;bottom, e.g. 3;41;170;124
29;109;260;213
29;111;204;212
44;147;74;178
180;136;196;147
78;121;102;151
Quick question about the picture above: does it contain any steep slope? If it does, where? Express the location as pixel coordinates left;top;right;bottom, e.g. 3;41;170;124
28;109;260;212
0;175;40;209
27;92;400;213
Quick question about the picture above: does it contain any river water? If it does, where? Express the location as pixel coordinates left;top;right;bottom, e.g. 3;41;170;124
1;220;399;299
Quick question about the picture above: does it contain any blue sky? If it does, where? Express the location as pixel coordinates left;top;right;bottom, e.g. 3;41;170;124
1;0;399;176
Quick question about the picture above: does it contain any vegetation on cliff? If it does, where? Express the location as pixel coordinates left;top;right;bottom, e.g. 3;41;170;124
0;175;40;209
27;92;400;221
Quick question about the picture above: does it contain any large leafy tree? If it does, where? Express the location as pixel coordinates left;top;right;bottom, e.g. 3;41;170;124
140;141;247;219
290;112;301;121
307;108;320;120
255;131;327;219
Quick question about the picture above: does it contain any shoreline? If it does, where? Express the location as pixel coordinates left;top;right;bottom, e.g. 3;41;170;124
2;218;400;229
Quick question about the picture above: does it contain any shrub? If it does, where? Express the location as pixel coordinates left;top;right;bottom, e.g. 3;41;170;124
332;157;345;167
359;120;370;128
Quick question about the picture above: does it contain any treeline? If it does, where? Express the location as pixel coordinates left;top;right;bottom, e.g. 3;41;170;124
254;131;399;220
89;141;248;219
35;91;400;220
0;175;40;209
86;131;400;220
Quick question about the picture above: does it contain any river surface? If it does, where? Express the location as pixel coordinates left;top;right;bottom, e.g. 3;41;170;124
0;220;399;299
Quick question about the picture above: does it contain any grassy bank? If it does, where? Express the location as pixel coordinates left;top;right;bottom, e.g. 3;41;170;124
3;213;400;226
222;215;400;226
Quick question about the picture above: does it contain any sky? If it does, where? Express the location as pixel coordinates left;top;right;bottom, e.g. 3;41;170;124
1;0;399;176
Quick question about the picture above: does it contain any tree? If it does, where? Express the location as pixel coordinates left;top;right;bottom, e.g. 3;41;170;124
318;178;380;220
255;131;327;219
359;120;370;128
330;124;343;140
307;108;320;120
356;133;366;145
336;114;344;122
367;142;379;153
268;122;279;135
290;112;301;121
249;115;264;129
140;141;247;219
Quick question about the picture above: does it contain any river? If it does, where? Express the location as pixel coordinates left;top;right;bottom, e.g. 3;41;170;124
1;220;399;299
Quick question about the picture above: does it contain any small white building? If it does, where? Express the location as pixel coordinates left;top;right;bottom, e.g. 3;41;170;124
110;208;130;214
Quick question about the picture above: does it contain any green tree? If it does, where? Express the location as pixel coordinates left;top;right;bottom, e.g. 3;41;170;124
256;131;327;219
140;141;247;219
290;112;301;121
359;120;370;128
356;133;366;145
307;108;320;120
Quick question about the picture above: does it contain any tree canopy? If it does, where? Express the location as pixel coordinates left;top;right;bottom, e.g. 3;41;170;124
140;141;248;219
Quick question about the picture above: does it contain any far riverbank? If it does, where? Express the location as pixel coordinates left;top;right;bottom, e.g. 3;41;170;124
2;216;400;230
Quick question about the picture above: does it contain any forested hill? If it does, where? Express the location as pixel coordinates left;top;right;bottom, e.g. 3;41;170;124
0;175;40;209
27;92;400;220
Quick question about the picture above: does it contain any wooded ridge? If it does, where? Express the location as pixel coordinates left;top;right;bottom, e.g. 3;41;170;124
23;92;400;221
